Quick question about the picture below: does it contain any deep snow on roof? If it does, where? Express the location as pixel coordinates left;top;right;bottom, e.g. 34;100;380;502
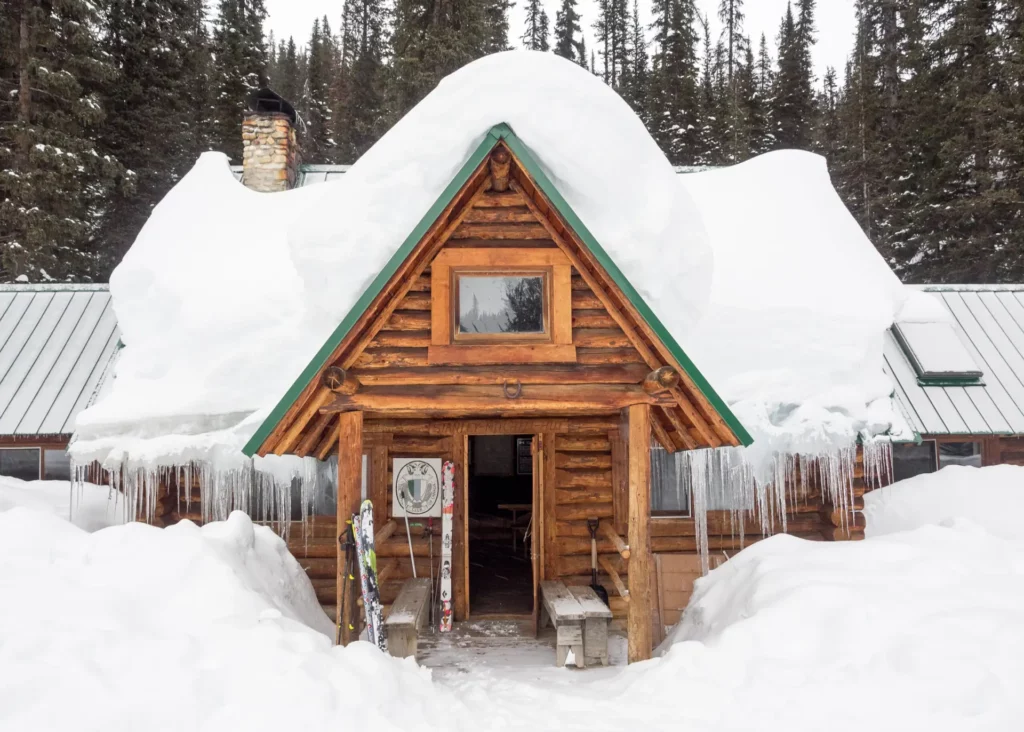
0;285;119;437
886;285;1024;436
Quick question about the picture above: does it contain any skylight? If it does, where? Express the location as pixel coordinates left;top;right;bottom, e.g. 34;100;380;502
893;322;983;382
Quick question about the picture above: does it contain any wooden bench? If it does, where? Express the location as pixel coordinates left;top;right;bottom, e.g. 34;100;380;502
539;580;586;667
567;585;613;667
384;578;432;658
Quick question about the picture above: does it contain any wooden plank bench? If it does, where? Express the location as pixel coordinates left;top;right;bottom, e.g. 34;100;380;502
567;585;613;667
384;577;432;658
539;580;586;667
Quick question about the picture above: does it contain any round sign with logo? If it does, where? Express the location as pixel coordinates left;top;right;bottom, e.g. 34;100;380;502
392;458;442;517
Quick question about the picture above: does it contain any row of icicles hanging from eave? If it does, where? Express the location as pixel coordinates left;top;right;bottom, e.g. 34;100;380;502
72;456;338;542
676;439;894;573
72;439;895;571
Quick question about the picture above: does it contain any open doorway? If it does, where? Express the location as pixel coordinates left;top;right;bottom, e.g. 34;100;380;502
468;434;534;616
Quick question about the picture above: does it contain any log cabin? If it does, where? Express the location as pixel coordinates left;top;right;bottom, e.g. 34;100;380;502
64;56;1024;664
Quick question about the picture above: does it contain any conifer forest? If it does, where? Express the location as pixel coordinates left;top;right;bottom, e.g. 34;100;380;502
1;0;1022;284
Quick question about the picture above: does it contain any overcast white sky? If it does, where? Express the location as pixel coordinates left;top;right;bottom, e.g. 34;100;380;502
264;0;856;79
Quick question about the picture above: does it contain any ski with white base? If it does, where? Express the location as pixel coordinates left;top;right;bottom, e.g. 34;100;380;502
439;460;454;632
353;499;386;651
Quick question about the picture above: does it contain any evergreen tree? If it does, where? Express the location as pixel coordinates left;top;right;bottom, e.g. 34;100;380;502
648;0;702;164
595;0;630;87
335;0;387;160
772;0;816;149
621;0;649;122
97;0;212;269
554;0;585;64
390;0;508;116
717;0;748;161
751;33;776;152
522;0;548;51
302;17;337;163
0;0;124;281
538;11;551;52
210;0;268;160
270;37;302;104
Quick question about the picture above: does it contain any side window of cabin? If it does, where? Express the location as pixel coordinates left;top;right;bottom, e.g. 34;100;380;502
0;447;41;481
429;248;574;363
938;441;982;469
891;441;936;482
651;444;690;517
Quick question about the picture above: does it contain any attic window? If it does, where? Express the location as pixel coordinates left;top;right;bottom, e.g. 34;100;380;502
893;322;983;384
429;248;575;364
456;273;547;337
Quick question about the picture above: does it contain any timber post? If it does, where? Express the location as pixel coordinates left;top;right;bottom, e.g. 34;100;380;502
626;403;653;663
337;410;363;645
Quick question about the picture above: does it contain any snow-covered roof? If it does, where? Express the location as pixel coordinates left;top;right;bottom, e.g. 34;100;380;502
886;285;1024;436
71;50;911;488
0;285;119;437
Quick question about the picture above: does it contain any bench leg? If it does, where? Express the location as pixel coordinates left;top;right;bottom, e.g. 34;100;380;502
555;622;584;668
388;628;416;659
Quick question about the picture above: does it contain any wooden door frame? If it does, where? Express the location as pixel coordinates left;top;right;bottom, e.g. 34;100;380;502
462;427;544;621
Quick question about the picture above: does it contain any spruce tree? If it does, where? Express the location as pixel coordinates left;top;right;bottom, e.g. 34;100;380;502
538;11;551;52
621;0;649;123
335;0;387;160
648;0;702;164
717;0;748;162
751;33;776;152
554;0;585;64
0;0;124;282
595;0;630;87
523;0;547;50
97;0;212;268
210;0;268;161
772;0;816;149
271;37;303;104
303;17;337;163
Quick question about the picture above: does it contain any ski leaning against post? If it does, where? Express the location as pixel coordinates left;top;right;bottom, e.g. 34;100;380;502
439;460;455;633
353;499;386;652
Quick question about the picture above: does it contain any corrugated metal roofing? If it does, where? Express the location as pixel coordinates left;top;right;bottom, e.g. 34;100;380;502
885;285;1024;436
0;285;120;437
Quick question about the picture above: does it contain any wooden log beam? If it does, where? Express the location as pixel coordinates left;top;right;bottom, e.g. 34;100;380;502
377;559;396;585
642;366;680;395
626;403;653;663
650;412;677;454
337;411;363;646
351;364;649;387
322;385;673;415
599;520;630;559
598;555;629;600
375;519;398;546
322;366;361;395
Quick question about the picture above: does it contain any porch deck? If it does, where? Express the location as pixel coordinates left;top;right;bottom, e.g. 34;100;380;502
417;619;628;679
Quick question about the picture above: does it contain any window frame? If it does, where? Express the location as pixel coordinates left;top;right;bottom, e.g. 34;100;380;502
429;247;575;364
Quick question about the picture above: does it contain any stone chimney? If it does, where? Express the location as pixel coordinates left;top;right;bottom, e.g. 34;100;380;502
241;88;299;192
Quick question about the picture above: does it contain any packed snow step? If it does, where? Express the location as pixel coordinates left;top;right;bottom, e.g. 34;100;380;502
385;577;432;659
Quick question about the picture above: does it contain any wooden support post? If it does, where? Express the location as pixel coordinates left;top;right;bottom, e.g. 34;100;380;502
626;403;653;663
337;411;363;646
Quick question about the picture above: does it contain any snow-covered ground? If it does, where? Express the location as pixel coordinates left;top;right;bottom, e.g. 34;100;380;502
1;467;1022;731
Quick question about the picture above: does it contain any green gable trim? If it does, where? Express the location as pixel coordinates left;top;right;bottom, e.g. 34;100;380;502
498;130;751;446
241;127;503;456
243;123;750;457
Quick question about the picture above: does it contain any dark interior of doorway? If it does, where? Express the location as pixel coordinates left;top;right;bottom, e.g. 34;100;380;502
468;434;534;616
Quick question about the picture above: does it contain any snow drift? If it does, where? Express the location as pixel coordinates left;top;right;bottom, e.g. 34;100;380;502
4;468;1024;732
865;464;1024;540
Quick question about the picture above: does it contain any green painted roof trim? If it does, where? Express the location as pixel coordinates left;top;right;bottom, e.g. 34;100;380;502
498;129;751;446
243;123;750;456
241;127;503;456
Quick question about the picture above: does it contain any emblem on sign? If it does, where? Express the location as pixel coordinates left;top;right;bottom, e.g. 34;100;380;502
392;457;443;518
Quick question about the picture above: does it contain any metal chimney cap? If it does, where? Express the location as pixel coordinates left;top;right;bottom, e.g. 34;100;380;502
245;87;297;125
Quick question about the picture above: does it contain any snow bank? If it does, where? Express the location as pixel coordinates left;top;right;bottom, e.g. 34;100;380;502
648;525;1024;731
681;151;908;471
0;476;123;531
865;464;1024;540
0;507;463;731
